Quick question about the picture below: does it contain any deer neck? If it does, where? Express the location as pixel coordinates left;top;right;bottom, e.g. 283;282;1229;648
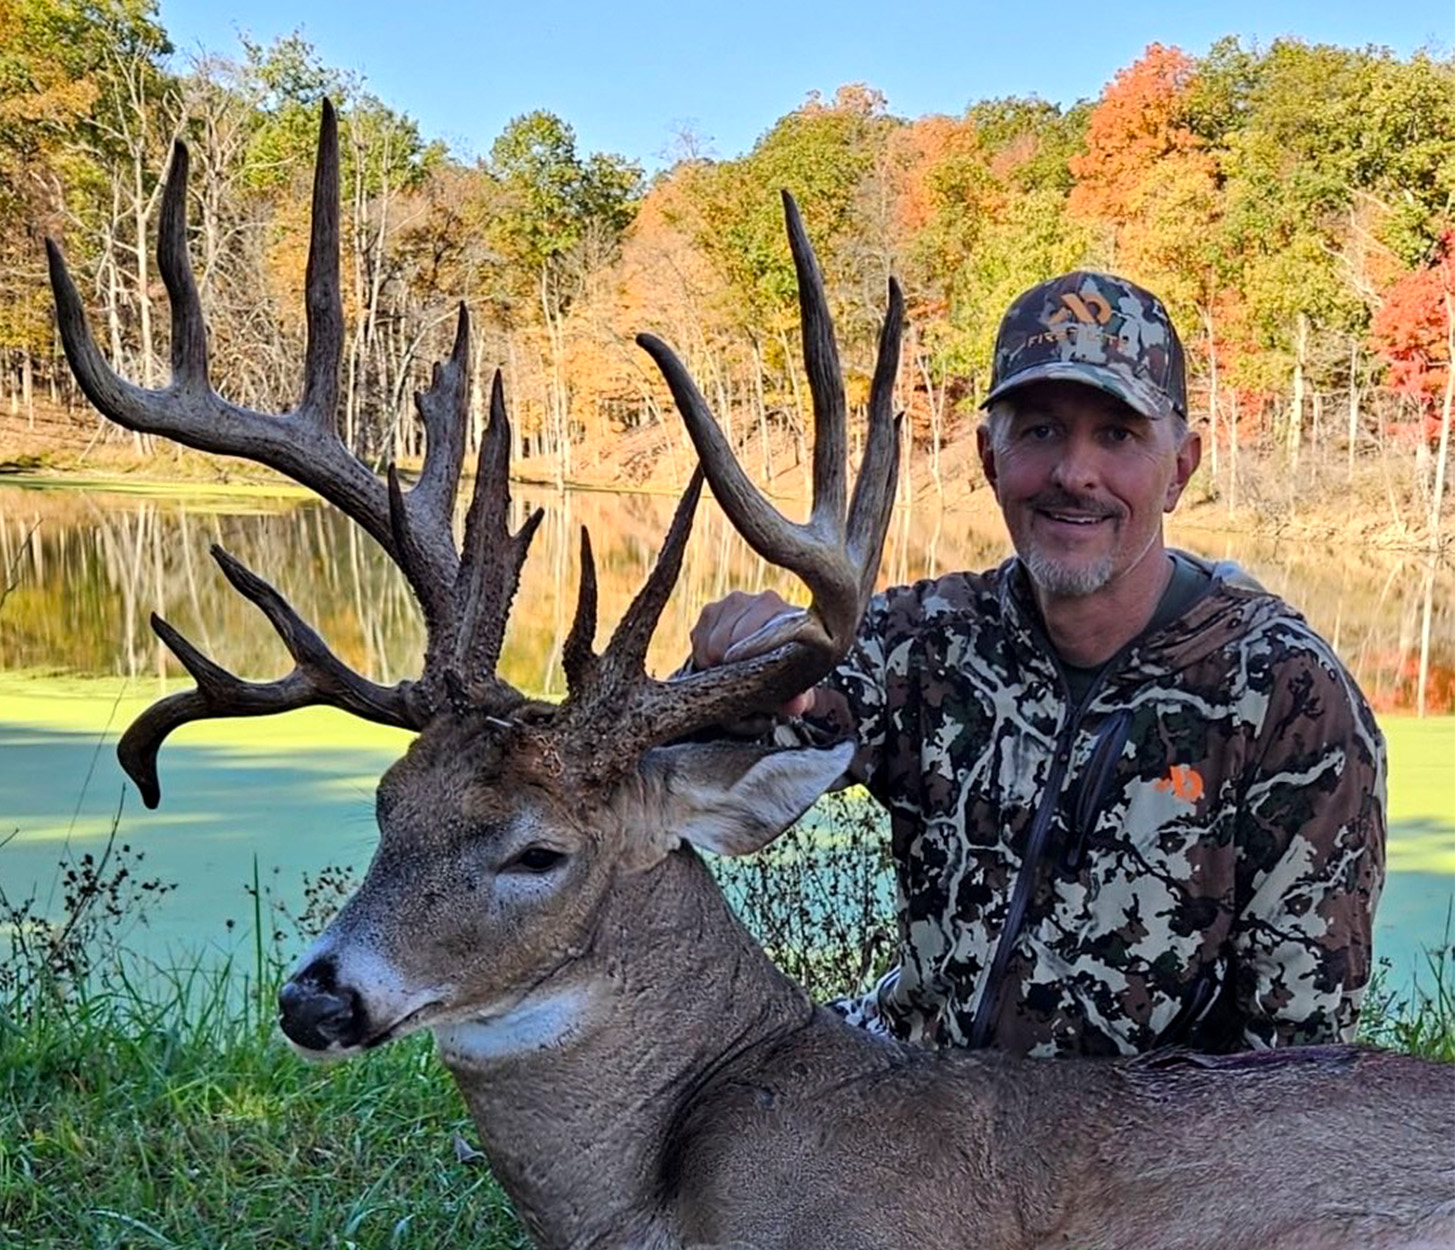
435;846;810;1250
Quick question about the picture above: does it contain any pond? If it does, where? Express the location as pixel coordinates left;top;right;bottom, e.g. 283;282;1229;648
1;478;1452;998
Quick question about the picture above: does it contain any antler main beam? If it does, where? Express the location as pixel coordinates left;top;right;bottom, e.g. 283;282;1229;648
48;101;544;803
559;191;903;768
49;105;395;560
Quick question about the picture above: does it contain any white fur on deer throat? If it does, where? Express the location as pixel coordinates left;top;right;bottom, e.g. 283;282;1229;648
433;986;594;1067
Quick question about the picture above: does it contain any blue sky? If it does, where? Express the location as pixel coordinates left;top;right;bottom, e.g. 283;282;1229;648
158;1;1453;170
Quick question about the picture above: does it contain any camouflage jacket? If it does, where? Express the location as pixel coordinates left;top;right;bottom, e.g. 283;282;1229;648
803;555;1386;1058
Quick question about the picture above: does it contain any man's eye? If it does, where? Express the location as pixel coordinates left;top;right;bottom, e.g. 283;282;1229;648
507;846;566;874
1022;423;1056;441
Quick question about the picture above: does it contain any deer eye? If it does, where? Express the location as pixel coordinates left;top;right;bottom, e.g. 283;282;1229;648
506;846;566;874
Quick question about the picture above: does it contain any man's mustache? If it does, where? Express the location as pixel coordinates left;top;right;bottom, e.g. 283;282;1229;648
1028;490;1124;521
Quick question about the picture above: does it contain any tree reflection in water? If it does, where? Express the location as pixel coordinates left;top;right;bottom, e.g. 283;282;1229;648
1;482;1452;713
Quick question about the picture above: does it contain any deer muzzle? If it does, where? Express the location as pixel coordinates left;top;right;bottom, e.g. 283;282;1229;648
278;957;367;1053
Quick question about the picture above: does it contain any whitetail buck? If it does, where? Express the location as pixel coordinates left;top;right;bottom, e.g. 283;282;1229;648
50;104;1455;1250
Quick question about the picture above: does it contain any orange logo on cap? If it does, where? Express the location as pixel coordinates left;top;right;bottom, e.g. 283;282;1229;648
1153;764;1204;804
1047;291;1113;328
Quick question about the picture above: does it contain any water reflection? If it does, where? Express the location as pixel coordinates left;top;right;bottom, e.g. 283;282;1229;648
1;481;1451;712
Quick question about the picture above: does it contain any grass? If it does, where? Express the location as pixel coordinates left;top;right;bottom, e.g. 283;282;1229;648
1;798;1451;1250
1;982;527;1249
1363;917;1455;1063
0;858;530;1250
2;943;1451;1250
4;920;1453;1249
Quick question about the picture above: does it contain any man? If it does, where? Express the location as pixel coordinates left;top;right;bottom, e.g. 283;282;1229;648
690;272;1386;1057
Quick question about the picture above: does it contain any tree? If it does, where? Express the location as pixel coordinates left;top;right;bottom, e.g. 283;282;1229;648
0;0;106;418
1371;230;1455;542
907;97;1091;418
487;110;642;480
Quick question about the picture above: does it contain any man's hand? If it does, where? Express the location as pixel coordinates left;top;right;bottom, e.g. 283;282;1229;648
688;590;818;718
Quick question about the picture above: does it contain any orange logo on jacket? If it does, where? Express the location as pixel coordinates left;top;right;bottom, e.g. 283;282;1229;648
1153;764;1204;804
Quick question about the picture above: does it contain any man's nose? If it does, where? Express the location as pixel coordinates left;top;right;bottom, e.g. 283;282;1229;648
1048;435;1100;492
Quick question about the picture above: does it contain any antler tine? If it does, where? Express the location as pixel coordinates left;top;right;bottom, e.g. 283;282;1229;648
46;99;522;800
634;333;771;557
450;370;545;703
559;473;705;705
609;202;903;751
782;190;847;535
47;236;165;433
846;276;905;602
157;141;208;392
557;470;710;766
46;102;393;559
209;546;420;721
561;527;598;694
634;198;866;649
406;304;471;568
298;98;343;430
596;468;705;685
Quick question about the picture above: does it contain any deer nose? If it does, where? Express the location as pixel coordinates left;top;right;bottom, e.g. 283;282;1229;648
278;958;365;1051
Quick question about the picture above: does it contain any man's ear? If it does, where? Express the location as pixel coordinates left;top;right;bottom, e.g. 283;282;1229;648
621;740;854;859
977;423;998;493
1164;428;1202;511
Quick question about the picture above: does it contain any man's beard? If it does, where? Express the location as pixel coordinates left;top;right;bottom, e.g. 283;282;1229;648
1022;548;1115;597
1019;488;1120;597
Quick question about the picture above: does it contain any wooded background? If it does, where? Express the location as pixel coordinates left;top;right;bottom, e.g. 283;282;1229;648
3;1;1453;532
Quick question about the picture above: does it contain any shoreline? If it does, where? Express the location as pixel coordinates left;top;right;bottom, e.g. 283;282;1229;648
3;459;1450;555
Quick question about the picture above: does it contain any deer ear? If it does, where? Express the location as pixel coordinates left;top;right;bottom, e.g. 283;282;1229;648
630;740;854;858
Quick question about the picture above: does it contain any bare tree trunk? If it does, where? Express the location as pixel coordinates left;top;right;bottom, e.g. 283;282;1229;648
506;334;524;466
708;351;731;444
363;132;394;453
540;263;569;487
749;335;770;483
915;337;944;500
1200;306;1218;481
470;326;488;455
1227;389;1240;515
1288;313;1308;469
777;325;808;500
1347;339;1361;484
1375;401;1409;537
1428;292;1455;551
1416;561;1435;718
346;142;369;456
133;151;155;389
102;186;128;418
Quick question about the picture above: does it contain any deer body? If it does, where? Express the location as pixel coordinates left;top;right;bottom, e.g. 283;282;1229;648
48;104;1454;1250
426;844;1454;1250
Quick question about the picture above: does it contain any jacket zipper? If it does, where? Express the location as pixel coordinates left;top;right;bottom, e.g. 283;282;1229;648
965;596;1130;1049
1160;965;1221;1045
965;719;1077;1047
964;556;1220;1049
1062;708;1135;872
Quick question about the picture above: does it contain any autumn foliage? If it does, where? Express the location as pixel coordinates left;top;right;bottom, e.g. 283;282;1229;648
1068;44;1209;224
1;4;1454;513
1371;231;1455;409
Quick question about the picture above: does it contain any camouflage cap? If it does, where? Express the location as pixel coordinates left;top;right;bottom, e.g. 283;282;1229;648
983;272;1187;421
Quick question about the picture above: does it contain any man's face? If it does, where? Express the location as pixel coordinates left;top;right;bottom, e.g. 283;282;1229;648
977;381;1200;600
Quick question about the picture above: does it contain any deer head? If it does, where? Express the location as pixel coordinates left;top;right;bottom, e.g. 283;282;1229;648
48;102;903;1062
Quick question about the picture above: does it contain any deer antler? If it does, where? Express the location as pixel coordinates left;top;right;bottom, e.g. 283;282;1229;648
47;101;543;805
555;191;903;773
